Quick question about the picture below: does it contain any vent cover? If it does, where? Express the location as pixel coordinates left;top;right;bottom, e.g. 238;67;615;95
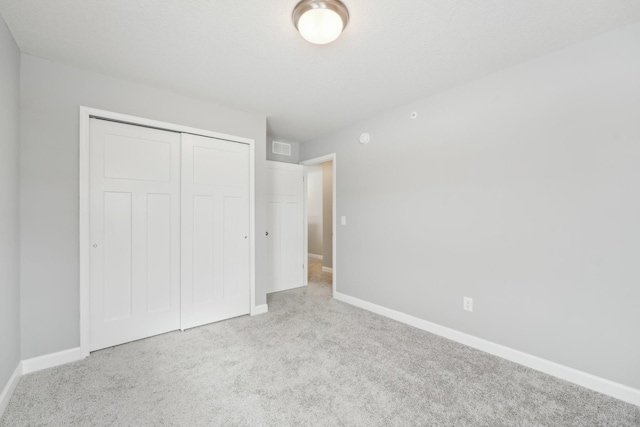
272;141;292;156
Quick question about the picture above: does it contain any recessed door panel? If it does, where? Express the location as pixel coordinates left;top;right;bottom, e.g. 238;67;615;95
271;168;302;196
146;194;173;313
267;201;281;285
104;135;172;182
283;201;301;276
223;196;243;298
193;146;248;187
192;195;216;304
103;192;133;321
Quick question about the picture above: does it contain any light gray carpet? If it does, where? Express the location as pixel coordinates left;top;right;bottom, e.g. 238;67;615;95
2;258;638;426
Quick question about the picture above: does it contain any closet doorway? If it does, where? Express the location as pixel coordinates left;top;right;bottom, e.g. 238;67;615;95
79;108;256;356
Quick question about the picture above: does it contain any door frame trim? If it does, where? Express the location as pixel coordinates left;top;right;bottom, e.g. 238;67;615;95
79;106;257;358
300;153;337;296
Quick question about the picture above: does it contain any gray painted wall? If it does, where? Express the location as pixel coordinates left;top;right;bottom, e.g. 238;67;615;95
266;138;300;164
322;162;333;269
0;14;21;394
300;22;640;389
20;54;268;359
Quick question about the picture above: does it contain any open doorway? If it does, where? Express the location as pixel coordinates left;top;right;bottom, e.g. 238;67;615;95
302;155;336;296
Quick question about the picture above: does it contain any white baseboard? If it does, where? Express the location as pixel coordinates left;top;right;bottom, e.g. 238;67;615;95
333;291;640;407
308;253;323;260
0;362;22;418
322;266;333;273
21;347;83;375
251;304;269;316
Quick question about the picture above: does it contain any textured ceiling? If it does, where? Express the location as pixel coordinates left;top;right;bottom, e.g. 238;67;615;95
1;0;640;142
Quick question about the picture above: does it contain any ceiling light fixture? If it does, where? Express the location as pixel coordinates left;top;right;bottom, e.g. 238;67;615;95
293;0;349;45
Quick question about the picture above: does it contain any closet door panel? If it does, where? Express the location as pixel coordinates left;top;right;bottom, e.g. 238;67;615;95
89;119;180;351
181;134;250;330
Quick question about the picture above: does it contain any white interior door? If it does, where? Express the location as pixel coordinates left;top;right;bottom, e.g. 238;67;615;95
181;134;250;329
89;119;181;351
267;161;304;293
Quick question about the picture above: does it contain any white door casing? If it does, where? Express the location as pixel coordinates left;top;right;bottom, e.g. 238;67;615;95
181;133;251;329
266;161;305;293
89;119;181;351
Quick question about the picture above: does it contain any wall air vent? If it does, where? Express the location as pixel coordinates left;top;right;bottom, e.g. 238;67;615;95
272;141;292;156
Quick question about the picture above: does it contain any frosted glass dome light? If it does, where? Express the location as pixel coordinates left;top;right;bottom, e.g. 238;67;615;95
293;0;349;45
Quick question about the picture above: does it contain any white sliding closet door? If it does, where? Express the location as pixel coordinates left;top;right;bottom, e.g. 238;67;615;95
266;161;304;293
181;134;251;329
89;119;181;351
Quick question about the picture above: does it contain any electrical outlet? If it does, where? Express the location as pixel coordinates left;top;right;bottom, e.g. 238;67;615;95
463;297;473;312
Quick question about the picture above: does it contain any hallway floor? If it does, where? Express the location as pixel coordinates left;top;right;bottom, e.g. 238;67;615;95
307;256;332;297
